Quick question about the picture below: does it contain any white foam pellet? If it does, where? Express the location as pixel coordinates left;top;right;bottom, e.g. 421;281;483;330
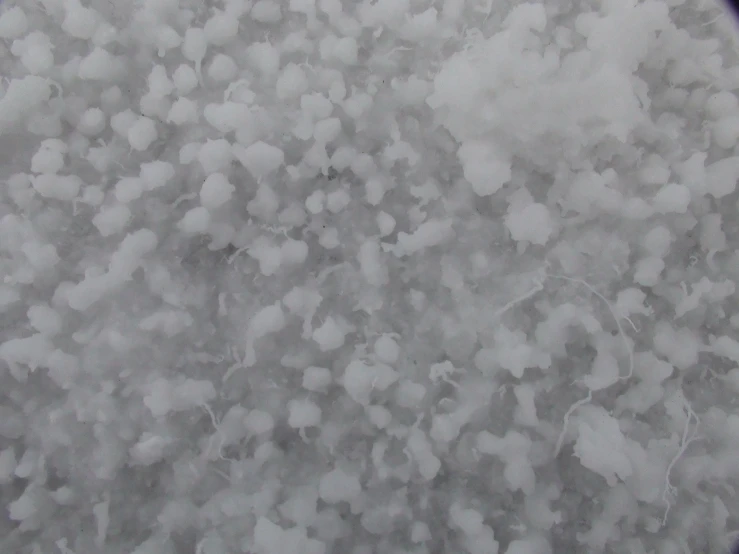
276;64;309;100
366;405;392;429
155;25;181;57
652;183;690;213
0;447;17;484
172;64;198;95
621;197;654;220
140;93;167;119
319;35;338;61
252;0;283;22
178;207;211;234
147;65;174;97
182;28;207;64
251;242;282;276
374;335;399;364
333;37;358;65
302;366;332;392
200;173;235;210
22;241;60;270
329;80;346;103
301;93;334;119
0;76;53;129
31;147;65;174
246;42;280;76
305;191;325;214
395;380;427;408
245;410;274;435
113;177;143;204
287;398;322;429
62;0;98;39
313;118;342;144
198;139;233;173
250;303;286;336
343;360;399;405
235;141;284;178
78;47;122;81
712;116;739;149
77;108;106;135
319;468;362;504
93;204;131;236
167;98;199;125
21;41;54;74
31;174;82;201
396;219;455;255
204;12;239;46
505;203;554;245
326;189;350;213
0;7;28;39
280;239;308;265
110;109;137;136
27;304;62;336
705;91;739;119
140;161;175;191
279;204;307;227
358;240;388;286
365;178;385;205
312;317;346;351
643;226;672;257
127;117;158;151
81;185;103;206
342;92;373;120
376;212;396;236
207;54;238;82
633;257;664;287
318;227;340;249
707;157;739;198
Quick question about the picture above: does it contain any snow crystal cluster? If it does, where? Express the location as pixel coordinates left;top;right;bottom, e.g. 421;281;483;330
1;0;739;553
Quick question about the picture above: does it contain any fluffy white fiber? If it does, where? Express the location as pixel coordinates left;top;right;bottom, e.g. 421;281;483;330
1;0;739;553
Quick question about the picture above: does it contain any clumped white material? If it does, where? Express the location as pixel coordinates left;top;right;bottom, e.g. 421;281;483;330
2;2;737;553
200;173;235;210
234;141;285;179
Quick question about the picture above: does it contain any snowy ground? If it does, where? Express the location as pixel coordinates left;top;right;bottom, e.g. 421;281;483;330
1;0;739;552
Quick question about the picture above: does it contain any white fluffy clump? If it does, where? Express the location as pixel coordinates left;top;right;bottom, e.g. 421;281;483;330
200;173;235;210
2;1;738;553
234;141;285;179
